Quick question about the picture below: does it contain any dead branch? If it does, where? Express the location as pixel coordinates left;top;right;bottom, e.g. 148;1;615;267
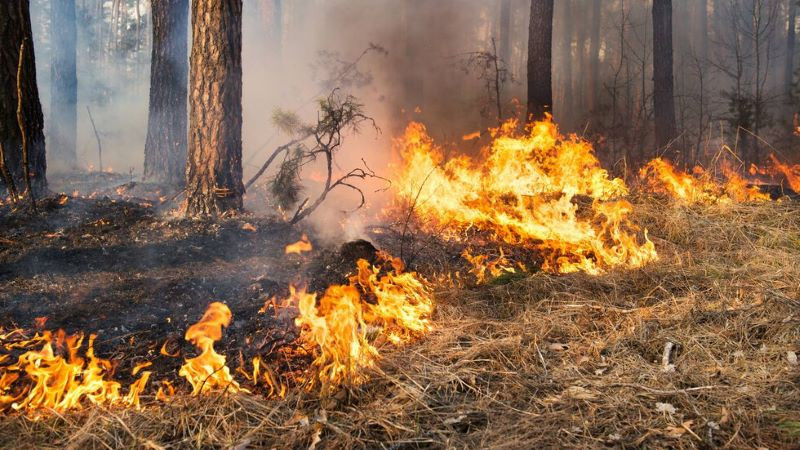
86;106;103;170
16;39;35;211
289;159;388;224
244;136;308;191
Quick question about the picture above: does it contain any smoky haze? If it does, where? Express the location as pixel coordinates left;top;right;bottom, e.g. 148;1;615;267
29;0;800;236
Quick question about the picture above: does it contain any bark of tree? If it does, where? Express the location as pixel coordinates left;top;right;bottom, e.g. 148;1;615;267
527;0;554;122
559;0;573;126
144;0;188;187
185;0;243;216
49;0;77;171
0;0;46;195
652;0;678;162
785;0;796;100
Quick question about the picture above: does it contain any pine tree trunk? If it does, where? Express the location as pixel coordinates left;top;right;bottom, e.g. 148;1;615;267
0;0;47;195
144;0;188;187
185;0;243;216
527;0;554;122
558;0;573;127
652;0;678;162
49;0;77;171
785;0;796;101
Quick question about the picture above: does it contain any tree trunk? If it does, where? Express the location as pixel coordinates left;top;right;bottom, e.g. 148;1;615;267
558;0;573;127
589;0;602;112
785;0;796;101
0;0;47;195
49;0;77;171
144;0;188;187
652;0;678;162
185;0;243;216
527;0;554;122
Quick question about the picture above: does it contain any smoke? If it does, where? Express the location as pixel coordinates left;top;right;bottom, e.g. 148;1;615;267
30;0;799;241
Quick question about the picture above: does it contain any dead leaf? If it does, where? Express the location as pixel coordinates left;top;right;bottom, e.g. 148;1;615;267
787;351;798;365
548;342;568;351
663;425;686;439
242;223;257;232
308;424;323;450
285;411;309;427
563;385;597;400
655;402;676;415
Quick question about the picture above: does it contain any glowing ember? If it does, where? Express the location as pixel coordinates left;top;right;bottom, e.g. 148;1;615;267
285;234;313;255
179;302;241;395
293;254;432;389
392;116;657;275
0;330;149;415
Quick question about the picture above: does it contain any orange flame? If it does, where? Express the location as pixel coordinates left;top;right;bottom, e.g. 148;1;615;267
293;254;432;388
178;302;241;395
285;234;313;255
640;158;771;204
392;116;656;275
0;330;149;415
769;154;800;193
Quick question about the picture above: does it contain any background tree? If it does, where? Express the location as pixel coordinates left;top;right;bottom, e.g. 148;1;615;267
652;0;678;162
185;0;244;216
0;0;47;196
49;0;77;171
527;0;554;122
144;0;188;186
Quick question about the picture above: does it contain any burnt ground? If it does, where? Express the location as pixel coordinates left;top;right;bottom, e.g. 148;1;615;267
0;172;373;388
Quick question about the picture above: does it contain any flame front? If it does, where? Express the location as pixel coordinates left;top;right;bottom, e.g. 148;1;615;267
639;156;800;204
0;330;149;415
293;254;432;389
179;302;241;395
392;117;657;275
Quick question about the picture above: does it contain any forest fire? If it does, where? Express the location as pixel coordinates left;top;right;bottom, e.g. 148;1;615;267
639;157;800;204
0;329;149;415
0;253;432;415
393;116;657;275
293;253;432;389
179;302;241;395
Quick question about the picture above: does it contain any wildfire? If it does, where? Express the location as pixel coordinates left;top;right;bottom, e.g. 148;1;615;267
768;154;800;193
392;116;657;275
293;253;432;389
179;302;241;395
0;329;149;415
639;156;800;204
285;234;313;255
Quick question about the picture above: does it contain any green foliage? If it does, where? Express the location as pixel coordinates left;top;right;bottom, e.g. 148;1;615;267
271;109;305;137
269;146;304;210
779;420;800;436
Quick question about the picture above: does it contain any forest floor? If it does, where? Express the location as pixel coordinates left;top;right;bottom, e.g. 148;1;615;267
1;173;799;448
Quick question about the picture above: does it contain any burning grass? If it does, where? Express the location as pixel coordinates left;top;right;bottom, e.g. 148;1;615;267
1;198;798;448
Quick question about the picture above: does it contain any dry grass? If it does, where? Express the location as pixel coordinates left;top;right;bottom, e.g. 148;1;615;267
2;198;800;449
